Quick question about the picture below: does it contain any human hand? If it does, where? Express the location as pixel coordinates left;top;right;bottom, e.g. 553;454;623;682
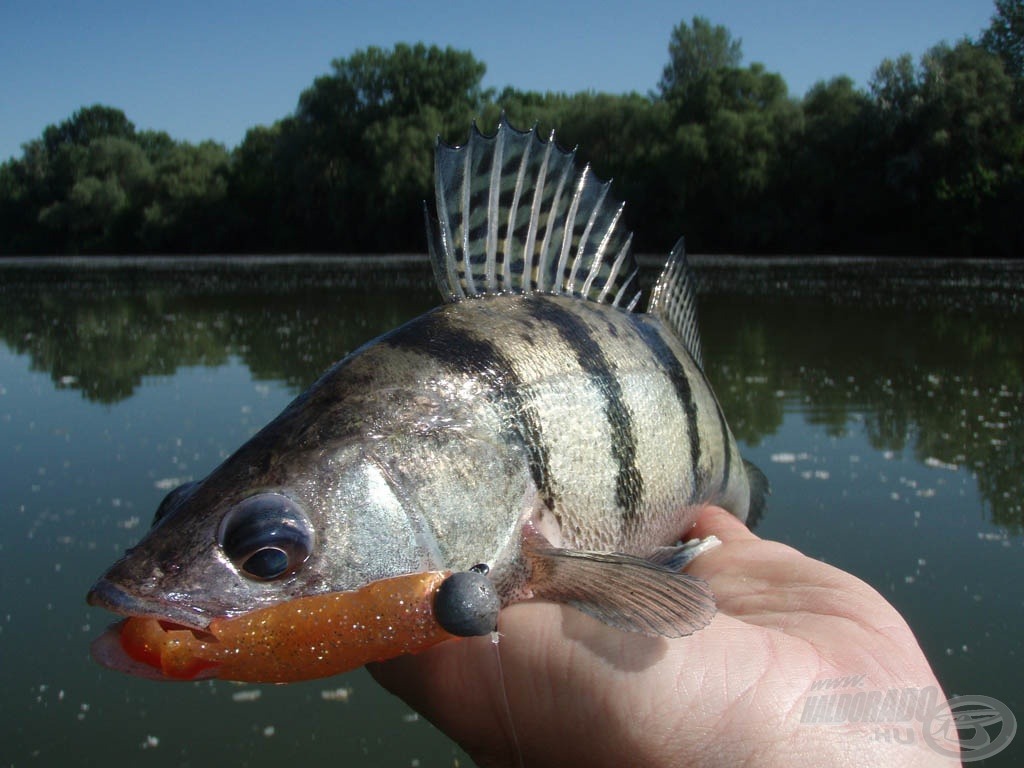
370;507;956;767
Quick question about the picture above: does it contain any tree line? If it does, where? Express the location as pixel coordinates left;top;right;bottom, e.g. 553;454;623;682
1;1;1021;257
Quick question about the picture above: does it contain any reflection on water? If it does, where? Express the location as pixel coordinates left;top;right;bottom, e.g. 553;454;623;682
700;296;1023;532
1;256;1022;766
3;256;1020;528
0;256;435;403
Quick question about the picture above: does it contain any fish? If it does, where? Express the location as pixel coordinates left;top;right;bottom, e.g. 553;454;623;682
86;118;769;683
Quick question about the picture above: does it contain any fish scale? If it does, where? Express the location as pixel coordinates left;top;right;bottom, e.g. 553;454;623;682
87;118;769;684
378;291;739;562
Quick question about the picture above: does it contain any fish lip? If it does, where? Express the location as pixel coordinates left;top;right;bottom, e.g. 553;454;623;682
89;623;221;681
86;578;213;631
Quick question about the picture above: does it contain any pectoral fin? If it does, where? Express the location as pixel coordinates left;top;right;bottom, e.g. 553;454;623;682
649;535;723;571
525;544;716;638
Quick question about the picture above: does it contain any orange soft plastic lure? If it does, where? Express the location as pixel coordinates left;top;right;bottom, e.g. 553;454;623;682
113;571;456;682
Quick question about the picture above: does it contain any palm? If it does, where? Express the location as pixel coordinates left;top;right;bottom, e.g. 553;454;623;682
371;508;952;767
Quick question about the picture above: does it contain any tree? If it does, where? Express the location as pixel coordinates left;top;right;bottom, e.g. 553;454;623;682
42;105;136;155
664;62;802;251
37;136;153;252
790;77;875;251
981;0;1023;80
918;41;1019;253
981;0;1024;117
865;40;1021;255
228;123;286;250
3;21;1022;258
257;43;489;251
870;54;921;123
0;107;143;253
658;16;742;101
141;140;230;252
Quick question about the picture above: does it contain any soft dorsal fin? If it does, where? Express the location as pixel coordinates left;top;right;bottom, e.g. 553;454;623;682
425;118;641;309
648;238;704;370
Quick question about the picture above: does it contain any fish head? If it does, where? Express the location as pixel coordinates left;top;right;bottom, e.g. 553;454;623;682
87;436;439;631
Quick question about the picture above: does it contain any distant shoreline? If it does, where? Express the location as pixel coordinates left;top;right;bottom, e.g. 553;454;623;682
1;253;1020;269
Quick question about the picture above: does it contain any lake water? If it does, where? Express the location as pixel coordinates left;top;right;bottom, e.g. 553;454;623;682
1;255;1021;766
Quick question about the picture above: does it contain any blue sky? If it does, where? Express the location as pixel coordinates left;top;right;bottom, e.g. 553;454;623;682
0;0;997;162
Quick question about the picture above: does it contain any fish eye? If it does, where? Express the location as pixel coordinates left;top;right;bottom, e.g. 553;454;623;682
218;493;314;580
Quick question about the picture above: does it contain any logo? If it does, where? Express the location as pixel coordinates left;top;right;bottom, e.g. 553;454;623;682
923;694;1017;762
799;678;1016;761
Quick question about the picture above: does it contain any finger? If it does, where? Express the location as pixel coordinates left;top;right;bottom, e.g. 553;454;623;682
369;632;520;765
686;505;761;544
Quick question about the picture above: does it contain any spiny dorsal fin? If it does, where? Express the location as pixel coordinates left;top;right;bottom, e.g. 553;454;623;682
426;118;640;309
648;238;704;370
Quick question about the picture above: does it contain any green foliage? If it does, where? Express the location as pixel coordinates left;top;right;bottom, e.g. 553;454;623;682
866;40;1022;254
141;140;231;252
235;42;489;252
42;105;137;154
982;0;1023;80
1;11;1022;257
37;136;148;251
0;106;232;254
658;16;743;101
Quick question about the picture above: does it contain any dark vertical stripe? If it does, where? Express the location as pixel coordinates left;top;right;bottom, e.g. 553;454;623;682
525;297;644;525
711;396;732;498
633;321;706;500
383;309;556;511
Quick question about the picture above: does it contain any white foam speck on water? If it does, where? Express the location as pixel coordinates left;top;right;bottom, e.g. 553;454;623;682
262;725;275;737
320;686;352;702
771;453;797;463
231;689;262;703
924;457;959;471
977;531;1007;542
141;735;159;749
799;470;830;480
154;477;187;490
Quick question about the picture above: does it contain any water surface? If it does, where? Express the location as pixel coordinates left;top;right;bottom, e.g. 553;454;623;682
1;256;1021;766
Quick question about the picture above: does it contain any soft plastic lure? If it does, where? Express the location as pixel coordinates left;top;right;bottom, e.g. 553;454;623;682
103;571;459;683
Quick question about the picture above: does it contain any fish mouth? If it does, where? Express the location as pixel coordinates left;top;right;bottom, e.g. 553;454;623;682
86;578;213;631
89;623;220;682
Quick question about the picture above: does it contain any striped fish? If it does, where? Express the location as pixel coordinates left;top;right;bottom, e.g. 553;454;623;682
88;119;768;670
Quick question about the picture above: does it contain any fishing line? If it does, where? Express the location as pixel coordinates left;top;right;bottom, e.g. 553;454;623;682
491;618;523;768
